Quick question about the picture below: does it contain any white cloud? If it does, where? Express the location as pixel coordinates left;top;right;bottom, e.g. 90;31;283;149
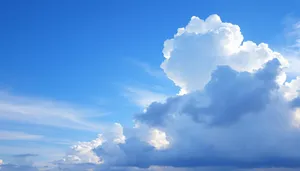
147;128;169;150
57;123;125;166
84;14;300;170
281;76;300;100
0;131;43;140
57;135;104;165
0;91;105;131
161;14;288;94
14;14;300;171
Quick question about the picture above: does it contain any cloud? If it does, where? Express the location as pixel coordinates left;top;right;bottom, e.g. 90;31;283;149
55;61;300;169
161;14;288;94
12;154;38;158
286;18;300;48
54;135;103;165
124;87;168;107
136;59;281;127
0;131;43;140
0;91;106;131
92;59;299;169
55;123;125;167
13;14;300;171
0;154;40;171
0;145;65;164
78;14;300;170
281;15;300;76
0;164;39;171
11;154;39;166
130;59;166;79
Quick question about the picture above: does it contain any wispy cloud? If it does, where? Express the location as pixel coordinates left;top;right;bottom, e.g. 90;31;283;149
0;145;65;159
12;154;38;158
123;87;168;107
0;131;43;140
0;91;106;132
0;130;79;148
279;15;300;76
129;59;165;79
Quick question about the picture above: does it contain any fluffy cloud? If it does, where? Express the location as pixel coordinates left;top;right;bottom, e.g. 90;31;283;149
94;15;300;170
53;58;300;170
137;59;282;127
55;123;125;167
85;59;299;170
281;76;300;101
18;14;300;171
161;15;288;94
55;134;104;165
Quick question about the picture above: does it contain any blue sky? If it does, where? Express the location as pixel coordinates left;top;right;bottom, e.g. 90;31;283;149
1;0;300;170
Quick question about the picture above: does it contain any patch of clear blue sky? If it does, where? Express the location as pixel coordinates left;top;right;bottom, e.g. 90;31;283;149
0;0;300;158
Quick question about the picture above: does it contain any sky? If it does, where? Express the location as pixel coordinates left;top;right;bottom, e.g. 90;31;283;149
1;0;300;171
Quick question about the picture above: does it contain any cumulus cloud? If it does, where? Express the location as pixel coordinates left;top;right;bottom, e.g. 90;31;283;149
281;76;300;101
55;123;125;168
55;134;104;165
80;59;299;170
137;59;282;127
55;60;300;169
161;14;288;94
17;14;300;171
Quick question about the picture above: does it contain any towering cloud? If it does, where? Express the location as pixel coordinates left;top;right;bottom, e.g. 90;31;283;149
161;15;288;94
17;14;300;171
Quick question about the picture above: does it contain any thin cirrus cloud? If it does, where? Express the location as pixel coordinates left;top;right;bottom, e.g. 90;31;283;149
0;91;106;132
12;154;38;158
130;59;166;79
0;131;43;140
123;87;168;107
281;15;300;76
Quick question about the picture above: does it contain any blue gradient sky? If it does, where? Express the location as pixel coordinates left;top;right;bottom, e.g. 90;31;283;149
0;0;300;167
